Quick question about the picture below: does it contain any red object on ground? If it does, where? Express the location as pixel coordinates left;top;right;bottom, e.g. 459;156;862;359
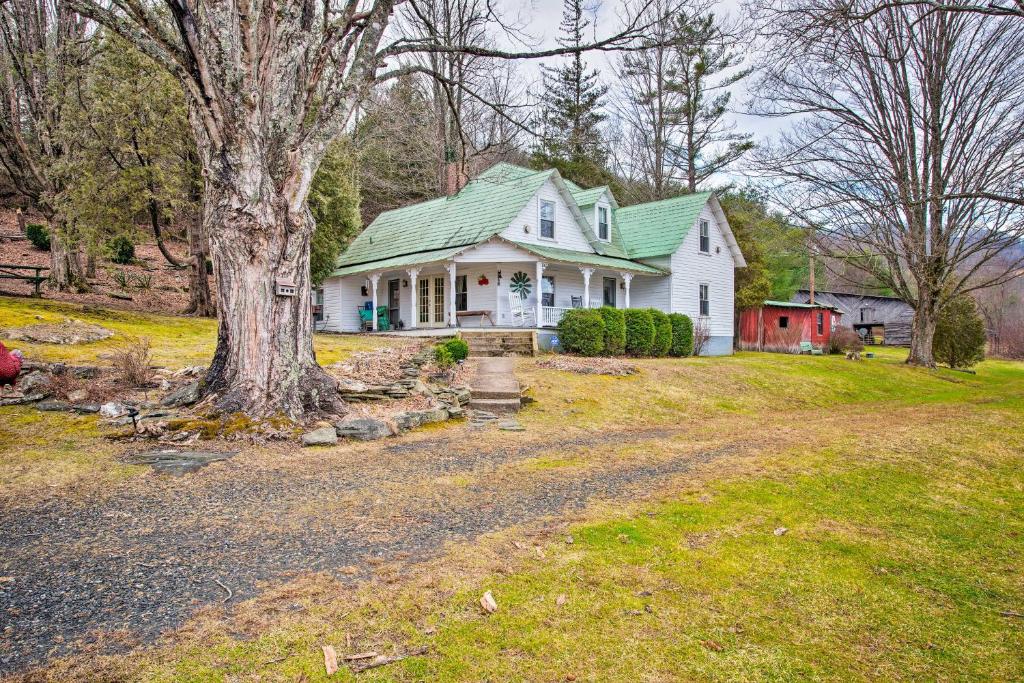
738;301;842;353
0;341;22;386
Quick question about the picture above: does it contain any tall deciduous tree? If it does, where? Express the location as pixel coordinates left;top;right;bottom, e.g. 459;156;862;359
66;0;654;419
754;0;1024;366
0;0;87;290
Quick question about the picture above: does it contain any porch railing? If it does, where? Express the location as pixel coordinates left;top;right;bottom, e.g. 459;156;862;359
540;306;572;327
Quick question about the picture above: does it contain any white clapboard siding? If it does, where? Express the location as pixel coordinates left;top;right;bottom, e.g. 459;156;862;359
501;178;593;252
669;204;735;337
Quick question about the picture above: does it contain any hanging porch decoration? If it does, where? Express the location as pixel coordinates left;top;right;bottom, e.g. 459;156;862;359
509;271;532;297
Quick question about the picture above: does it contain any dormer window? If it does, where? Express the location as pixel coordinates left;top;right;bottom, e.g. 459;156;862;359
598;206;609;241
699;219;710;253
540;200;555;239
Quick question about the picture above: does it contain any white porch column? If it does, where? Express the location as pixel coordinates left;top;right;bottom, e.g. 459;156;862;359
407;267;420;329
579;267;595;309
535;260;546;326
445;261;457;327
620;272;633;309
369;272;381;331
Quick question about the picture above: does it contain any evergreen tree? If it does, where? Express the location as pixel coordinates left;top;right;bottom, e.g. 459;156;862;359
309;139;362;287
720;189;809;308
532;0;611;187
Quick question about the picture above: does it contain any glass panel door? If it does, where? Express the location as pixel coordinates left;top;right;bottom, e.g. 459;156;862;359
603;277;616;307
433;276;445;325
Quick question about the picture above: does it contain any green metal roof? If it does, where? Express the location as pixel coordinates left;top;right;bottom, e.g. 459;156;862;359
332;246;467;277
615;192;712;259
763;300;840;310
336;163;553;268
568;186;608;206
333;163;726;277
509;240;666;274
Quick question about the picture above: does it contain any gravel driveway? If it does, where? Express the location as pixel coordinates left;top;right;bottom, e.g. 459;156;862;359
0;425;736;675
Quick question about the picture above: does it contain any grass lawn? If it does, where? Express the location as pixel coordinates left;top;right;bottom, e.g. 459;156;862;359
2;297;1022;681
0;295;397;368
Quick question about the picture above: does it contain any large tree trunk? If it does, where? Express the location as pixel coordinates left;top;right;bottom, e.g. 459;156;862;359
184;210;214;317
48;223;84;291
907;301;937;367
201;184;342;420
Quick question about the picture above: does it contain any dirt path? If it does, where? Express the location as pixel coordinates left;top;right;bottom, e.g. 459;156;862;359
0;422;739;674
0;400;985;676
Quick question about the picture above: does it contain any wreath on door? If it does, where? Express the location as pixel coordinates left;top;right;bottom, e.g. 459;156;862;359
509;271;532;297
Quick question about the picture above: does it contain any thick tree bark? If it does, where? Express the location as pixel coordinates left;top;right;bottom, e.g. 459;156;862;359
907;301;937;367
201;182;342;420
47;223;85;291
184;205;214;317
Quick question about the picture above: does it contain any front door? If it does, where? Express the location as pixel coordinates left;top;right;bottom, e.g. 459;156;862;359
418;276;447;327
603;277;617;307
388;279;400;328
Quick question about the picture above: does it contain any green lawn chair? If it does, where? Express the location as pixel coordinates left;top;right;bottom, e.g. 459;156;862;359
356;306;390;331
799;341;823;355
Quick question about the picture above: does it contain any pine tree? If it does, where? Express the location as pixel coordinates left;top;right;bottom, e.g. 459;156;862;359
532;0;611;187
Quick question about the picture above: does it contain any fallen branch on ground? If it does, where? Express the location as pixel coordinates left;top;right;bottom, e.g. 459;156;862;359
213;577;232;603
348;646;429;673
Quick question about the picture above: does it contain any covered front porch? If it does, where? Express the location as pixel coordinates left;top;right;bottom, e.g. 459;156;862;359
357;261;649;332
322;238;666;335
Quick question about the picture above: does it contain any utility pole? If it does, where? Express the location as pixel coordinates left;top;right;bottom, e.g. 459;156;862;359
809;255;815;305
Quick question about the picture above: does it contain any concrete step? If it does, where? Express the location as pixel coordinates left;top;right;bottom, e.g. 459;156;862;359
468;397;522;413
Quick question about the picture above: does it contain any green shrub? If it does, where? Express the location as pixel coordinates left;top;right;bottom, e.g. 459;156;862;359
26;223;50;251
624;309;655;356
442;337;470;362
106;235;135;264
597;306;626;355
934;296;986;369
559;308;605;356
648;309;672;357
131;272;153;290
111;268;130;290
668;313;694;357
434;345;455;368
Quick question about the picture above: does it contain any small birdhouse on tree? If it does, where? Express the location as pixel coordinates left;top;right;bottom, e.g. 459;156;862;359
275;277;297;297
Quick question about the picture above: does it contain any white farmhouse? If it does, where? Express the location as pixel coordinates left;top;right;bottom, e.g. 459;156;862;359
320;163;746;354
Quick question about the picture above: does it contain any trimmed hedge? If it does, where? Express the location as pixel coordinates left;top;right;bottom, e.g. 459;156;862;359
668;313;694;357
559;308;605;356
441;337;470;362
624;308;655;356
597;306;626;356
648;309;672;357
26;223;50;251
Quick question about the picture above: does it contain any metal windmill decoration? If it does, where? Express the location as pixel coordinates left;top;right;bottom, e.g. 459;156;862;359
509;271;532;297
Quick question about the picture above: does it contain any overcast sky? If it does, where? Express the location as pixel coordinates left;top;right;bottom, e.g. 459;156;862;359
495;0;789;183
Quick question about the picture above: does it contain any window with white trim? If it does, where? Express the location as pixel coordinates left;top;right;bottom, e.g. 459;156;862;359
699;219;710;253
699;283;710;316
541;275;555;307
539;200;555;239
597;206;609;241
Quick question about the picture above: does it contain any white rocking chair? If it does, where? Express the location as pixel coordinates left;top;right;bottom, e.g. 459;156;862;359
508;291;536;327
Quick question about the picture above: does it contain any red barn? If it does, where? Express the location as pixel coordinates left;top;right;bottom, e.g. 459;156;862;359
738;300;842;353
